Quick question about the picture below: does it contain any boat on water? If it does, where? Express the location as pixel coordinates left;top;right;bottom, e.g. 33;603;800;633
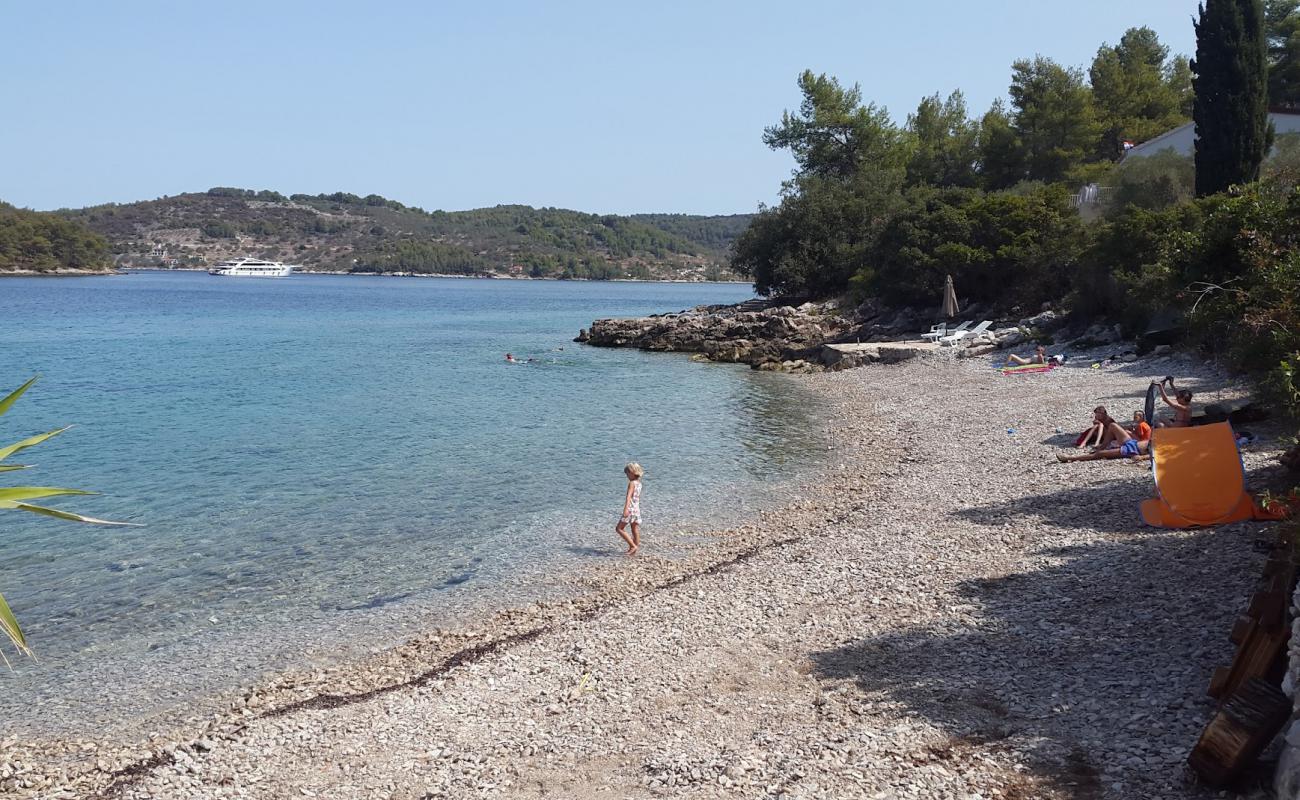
208;258;295;277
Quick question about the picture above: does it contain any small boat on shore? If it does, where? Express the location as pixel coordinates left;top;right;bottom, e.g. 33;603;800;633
208;258;295;277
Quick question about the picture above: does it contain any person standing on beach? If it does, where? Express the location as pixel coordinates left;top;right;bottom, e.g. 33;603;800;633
616;462;643;555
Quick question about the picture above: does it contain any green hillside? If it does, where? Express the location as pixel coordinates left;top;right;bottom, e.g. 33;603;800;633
0;202;112;273
59;189;752;281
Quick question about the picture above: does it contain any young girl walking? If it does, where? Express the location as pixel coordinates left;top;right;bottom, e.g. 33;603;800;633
616;462;643;555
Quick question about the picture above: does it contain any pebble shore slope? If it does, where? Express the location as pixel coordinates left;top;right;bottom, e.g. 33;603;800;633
9;351;1287;799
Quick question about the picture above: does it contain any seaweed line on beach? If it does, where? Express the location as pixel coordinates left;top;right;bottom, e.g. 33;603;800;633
87;530;817;799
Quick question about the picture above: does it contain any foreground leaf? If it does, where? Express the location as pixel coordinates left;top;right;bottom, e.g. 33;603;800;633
0;376;38;419
0;487;94;503
0;427;71;463
0;465;32;473
0;591;30;658
0;499;141;526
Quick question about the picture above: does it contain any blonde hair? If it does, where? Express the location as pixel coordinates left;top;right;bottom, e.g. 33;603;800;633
624;462;644;479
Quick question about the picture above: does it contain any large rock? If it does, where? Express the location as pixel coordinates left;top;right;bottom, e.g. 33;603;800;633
580;301;852;366
1019;309;1064;332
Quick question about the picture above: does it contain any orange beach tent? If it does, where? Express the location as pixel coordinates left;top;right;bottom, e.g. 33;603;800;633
1140;423;1285;528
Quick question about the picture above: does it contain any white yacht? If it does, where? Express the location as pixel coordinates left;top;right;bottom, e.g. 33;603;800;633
208;258;294;277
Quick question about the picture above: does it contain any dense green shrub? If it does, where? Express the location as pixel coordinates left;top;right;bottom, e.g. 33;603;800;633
1181;186;1300;412
1108;150;1196;212
865;185;1086;310
732;176;899;298
1074;203;1202;330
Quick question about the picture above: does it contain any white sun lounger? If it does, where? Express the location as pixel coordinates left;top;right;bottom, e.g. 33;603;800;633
920;323;947;341
923;321;967;342
940;320;991;346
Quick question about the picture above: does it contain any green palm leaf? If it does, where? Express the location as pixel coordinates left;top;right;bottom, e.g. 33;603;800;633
0;376;38;419
0;375;141;660
0;499;141;526
0;427;71;464
0;487;95;503
0;591;30;658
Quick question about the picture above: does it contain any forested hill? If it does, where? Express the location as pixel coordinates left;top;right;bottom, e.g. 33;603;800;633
58;189;753;280
0;202;113;273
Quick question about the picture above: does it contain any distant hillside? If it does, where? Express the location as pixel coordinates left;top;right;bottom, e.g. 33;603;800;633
58;189;754;281
0;202;112;273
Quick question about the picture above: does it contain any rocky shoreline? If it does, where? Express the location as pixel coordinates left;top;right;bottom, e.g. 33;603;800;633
574;298;1087;371
6;341;1291;799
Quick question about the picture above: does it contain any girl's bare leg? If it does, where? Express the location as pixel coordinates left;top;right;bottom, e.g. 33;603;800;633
1097;422;1129;451
1007;354;1030;366
629;522;640;555
1078;423;1102;448
615;521;635;554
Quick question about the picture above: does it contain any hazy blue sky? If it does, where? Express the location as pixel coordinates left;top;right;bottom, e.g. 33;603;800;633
2;0;1200;214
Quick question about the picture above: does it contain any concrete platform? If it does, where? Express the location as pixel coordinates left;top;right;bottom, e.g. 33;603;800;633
821;341;942;368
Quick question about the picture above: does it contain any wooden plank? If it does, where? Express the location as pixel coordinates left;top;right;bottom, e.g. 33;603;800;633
1190;678;1291;786
1207;667;1231;700
1229;616;1255;645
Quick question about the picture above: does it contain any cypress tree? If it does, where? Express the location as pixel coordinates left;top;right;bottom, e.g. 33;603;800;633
1193;0;1273;196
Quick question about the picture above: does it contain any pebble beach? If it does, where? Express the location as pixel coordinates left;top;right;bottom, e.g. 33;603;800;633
6;348;1289;800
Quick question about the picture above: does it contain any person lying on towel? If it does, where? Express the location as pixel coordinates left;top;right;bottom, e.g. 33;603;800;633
1005;345;1047;367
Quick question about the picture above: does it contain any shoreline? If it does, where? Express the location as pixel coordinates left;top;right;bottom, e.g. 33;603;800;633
10;348;1291;799
110;267;751;284
10;374;861;797
0;268;121;277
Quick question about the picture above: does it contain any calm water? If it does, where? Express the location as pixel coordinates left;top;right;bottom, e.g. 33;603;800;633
0;272;824;738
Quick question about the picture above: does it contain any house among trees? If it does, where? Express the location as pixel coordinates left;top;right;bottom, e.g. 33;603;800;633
1123;110;1300;160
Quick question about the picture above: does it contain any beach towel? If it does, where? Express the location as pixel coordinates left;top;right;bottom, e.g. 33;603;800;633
1139;422;1286;528
1000;363;1056;376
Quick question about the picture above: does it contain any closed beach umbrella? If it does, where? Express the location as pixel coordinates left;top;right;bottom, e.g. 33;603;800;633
941;274;960;319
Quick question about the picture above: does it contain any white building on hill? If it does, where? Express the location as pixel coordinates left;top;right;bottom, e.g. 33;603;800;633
1123;110;1300;161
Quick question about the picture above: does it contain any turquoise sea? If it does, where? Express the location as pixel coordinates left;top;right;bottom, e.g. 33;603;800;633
0;272;825;739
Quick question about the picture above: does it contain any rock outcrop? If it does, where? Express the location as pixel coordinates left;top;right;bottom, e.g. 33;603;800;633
580;301;852;369
579;298;1075;371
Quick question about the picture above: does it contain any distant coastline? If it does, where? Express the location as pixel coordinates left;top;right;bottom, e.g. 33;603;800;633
0;268;122;277
114;266;752;284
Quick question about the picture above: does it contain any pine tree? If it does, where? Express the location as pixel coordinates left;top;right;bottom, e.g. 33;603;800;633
1193;0;1273;196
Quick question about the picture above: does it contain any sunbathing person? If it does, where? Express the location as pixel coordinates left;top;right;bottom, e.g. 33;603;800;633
1154;380;1193;427
1058;425;1150;462
1076;406;1116;449
1006;345;1047;366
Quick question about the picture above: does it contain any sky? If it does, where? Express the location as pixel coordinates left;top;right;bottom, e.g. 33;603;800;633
1;0;1202;215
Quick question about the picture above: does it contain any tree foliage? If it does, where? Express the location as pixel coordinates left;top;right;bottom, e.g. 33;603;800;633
1108;150;1197;212
869;186;1086;309
1090;27;1194;159
905;91;980;188
976;100;1026;190
1267;0;1300;106
762;70;908;184
353;240;488;275
1194;0;1273;196
736;72;911;296
0;203;112;272
1009;56;1100;183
